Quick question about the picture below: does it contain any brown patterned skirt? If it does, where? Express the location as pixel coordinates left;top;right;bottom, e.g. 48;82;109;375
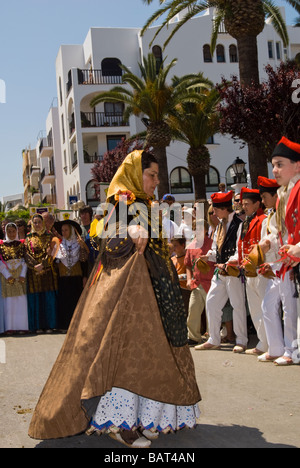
28;253;201;440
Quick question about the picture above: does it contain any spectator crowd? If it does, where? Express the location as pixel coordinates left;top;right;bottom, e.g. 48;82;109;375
1;136;300;370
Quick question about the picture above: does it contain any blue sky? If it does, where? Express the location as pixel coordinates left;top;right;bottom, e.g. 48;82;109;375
0;0;298;201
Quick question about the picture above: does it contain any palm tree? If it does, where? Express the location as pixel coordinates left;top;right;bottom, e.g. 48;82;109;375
294;15;300;26
167;86;220;199
90;53;212;199
142;0;300;85
141;0;300;185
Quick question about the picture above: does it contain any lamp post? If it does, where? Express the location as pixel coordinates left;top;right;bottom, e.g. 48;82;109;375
231;157;247;194
232;157;246;183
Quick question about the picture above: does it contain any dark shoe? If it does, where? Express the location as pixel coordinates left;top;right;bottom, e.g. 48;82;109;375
187;339;199;347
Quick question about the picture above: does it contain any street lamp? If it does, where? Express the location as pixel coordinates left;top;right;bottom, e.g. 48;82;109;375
231;157;246;184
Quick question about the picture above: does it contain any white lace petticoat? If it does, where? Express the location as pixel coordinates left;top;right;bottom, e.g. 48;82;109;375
90;387;200;432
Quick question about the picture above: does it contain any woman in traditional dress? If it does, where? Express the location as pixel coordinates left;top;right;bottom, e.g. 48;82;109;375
55;220;89;331
0;223;28;334
28;151;201;448
24;214;58;333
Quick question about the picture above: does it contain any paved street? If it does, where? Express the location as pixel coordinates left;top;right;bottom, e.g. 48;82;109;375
0;332;299;449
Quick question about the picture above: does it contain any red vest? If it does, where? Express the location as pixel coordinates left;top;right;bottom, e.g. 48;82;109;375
285;179;300;246
238;210;266;264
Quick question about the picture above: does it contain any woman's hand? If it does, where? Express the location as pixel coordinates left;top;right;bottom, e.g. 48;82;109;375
128;225;148;255
34;263;44;273
75;229;90;254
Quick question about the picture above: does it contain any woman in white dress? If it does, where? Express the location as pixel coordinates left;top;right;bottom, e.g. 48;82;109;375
0;223;28;334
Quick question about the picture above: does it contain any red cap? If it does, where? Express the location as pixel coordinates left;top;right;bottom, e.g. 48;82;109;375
272;136;300;161
211;191;233;207
257;176;280;193
240;187;261;203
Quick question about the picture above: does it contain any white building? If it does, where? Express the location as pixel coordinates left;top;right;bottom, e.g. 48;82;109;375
2;193;24;212
50;7;300;208
37;102;64;208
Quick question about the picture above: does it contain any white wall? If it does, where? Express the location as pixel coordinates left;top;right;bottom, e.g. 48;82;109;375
52;9;300;208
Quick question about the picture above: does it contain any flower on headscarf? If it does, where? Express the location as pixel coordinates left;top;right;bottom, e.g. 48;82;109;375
115;190;136;205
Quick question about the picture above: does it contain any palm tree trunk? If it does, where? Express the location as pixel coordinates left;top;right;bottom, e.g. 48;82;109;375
237;36;268;186
237;35;260;86
248;143;269;188
152;146;170;200
192;172;207;200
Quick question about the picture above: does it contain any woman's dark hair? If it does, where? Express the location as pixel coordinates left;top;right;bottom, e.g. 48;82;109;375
32;214;44;221
141;151;158;172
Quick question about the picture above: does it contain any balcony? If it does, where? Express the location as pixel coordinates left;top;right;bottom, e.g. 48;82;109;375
81;112;129;128
39;137;53;158
31;191;41;205
77;68;123;86
83;153;104;164
42;195;57;205
41;168;55;185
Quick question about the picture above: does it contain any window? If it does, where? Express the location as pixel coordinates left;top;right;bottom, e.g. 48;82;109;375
226;165;247;186
268;41;274;59
152;45;163;73
276;42;281;60
170;167;193;194
59;77;63;106
203;44;213;63
229;44;238;63
61;114;65;143
106;135;126;151
101;58;122;77
205;166;220;192
104;102;124;116
216;44;225;63
86;180;99;207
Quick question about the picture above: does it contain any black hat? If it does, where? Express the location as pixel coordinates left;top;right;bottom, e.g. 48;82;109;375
272;136;300;162
54;220;82;236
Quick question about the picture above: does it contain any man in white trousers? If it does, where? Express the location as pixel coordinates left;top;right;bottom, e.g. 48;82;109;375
260;138;300;365
228;188;268;356
257;176;298;366
195;191;248;353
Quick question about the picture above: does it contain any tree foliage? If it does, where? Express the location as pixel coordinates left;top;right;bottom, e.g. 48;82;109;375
91;137;151;184
216;60;300;161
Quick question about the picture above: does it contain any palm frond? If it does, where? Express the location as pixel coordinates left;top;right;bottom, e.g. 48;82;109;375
210;10;224;54
263;0;289;46
282;0;300;15
161;2;210;49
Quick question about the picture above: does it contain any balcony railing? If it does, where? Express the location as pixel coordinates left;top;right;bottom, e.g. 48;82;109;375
81;112;129;128
41;168;55;181
78;68;123;85
84;153;104;164
39;137;53;154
